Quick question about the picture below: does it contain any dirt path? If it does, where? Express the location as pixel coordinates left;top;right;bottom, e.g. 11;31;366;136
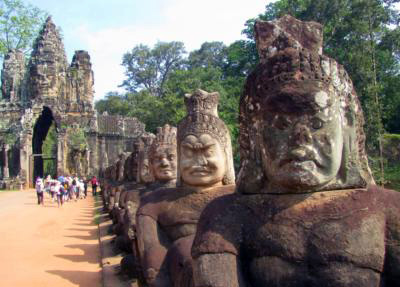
0;190;101;287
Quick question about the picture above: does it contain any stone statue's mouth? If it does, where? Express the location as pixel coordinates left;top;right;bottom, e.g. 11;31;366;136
190;167;211;175
279;157;323;169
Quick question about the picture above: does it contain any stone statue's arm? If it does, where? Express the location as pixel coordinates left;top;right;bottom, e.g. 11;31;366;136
137;214;169;287
193;253;246;287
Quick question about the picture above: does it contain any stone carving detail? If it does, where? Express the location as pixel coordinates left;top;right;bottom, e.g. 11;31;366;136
177;89;235;186
136;90;235;287
191;15;400;287
28;16;68;100
1;49;25;102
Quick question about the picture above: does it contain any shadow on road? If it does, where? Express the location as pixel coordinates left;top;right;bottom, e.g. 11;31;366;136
46;270;101;287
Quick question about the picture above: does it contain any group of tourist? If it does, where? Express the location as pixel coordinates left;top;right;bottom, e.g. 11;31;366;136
35;175;98;207
95;15;400;287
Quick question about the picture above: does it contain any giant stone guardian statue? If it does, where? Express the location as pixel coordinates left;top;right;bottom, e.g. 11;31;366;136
191;15;400;287
137;89;236;287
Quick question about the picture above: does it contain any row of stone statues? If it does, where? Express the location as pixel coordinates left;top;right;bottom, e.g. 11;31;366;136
99;15;400;287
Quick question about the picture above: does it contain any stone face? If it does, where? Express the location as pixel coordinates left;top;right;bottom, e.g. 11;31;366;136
28;16;68;101
136;90;235;287
1;50;25;102
67;50;94;112
149;124;178;184
137;133;156;183
191;15;400;287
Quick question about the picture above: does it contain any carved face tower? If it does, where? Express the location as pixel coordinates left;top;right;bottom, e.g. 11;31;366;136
177;89;235;187
238;15;374;194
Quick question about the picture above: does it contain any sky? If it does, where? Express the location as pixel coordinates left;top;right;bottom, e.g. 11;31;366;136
26;0;270;101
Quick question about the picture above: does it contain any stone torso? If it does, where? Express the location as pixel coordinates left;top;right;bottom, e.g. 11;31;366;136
193;186;400;287
140;185;235;244
242;190;385;287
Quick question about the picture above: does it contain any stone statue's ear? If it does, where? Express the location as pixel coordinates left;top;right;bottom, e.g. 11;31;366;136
236;158;265;194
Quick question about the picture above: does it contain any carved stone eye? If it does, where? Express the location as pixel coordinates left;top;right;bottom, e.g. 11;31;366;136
311;117;323;130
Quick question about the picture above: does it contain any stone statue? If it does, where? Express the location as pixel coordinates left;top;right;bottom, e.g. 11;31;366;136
191;15;400;287
114;134;156;245
106;163;119;214
120;125;177;279
124;140;141;183
136;89;235;287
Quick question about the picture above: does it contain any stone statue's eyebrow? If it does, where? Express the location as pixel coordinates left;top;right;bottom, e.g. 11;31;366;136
182;142;194;149
182;142;215;150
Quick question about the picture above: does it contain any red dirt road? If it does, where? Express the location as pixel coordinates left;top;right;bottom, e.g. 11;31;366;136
0;190;101;287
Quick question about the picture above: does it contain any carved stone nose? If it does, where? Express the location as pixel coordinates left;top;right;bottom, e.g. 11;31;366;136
196;154;207;165
160;158;169;167
294;123;312;144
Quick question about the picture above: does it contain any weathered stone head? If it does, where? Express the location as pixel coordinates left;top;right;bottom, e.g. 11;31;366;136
238;15;374;194
137;132;156;183
110;163;118;182
148;124;177;183
177;89;235;188
124;140;141;182
116;152;128;182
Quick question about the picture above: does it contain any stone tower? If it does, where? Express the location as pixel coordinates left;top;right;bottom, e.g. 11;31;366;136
1;49;25;102
0;16;145;189
27;16;69;102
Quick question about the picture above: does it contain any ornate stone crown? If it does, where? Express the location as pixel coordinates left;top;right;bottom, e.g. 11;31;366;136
253;15;353;86
178;89;228;146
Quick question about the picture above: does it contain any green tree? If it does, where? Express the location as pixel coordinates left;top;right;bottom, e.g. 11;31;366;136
95;91;132;115
121;41;186;97
188;41;227;69
0;0;48;58
42;122;56;177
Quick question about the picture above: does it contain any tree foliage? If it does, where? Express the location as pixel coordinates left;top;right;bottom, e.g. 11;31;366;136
121;41;186;97
0;0;48;58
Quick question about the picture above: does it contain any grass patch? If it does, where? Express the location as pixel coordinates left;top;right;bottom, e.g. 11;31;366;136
369;156;400;191
383;163;400;191
93;195;103;225
0;189;19;193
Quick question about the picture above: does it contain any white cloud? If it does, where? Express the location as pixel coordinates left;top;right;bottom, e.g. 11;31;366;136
73;0;268;101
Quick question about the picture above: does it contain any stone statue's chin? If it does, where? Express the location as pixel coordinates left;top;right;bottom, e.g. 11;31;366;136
267;160;337;192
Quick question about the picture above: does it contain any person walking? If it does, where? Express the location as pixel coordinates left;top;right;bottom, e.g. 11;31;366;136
55;181;62;207
83;179;88;198
91;176;98;196
35;177;44;205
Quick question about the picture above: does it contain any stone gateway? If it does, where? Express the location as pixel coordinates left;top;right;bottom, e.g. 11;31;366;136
0;17;145;189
